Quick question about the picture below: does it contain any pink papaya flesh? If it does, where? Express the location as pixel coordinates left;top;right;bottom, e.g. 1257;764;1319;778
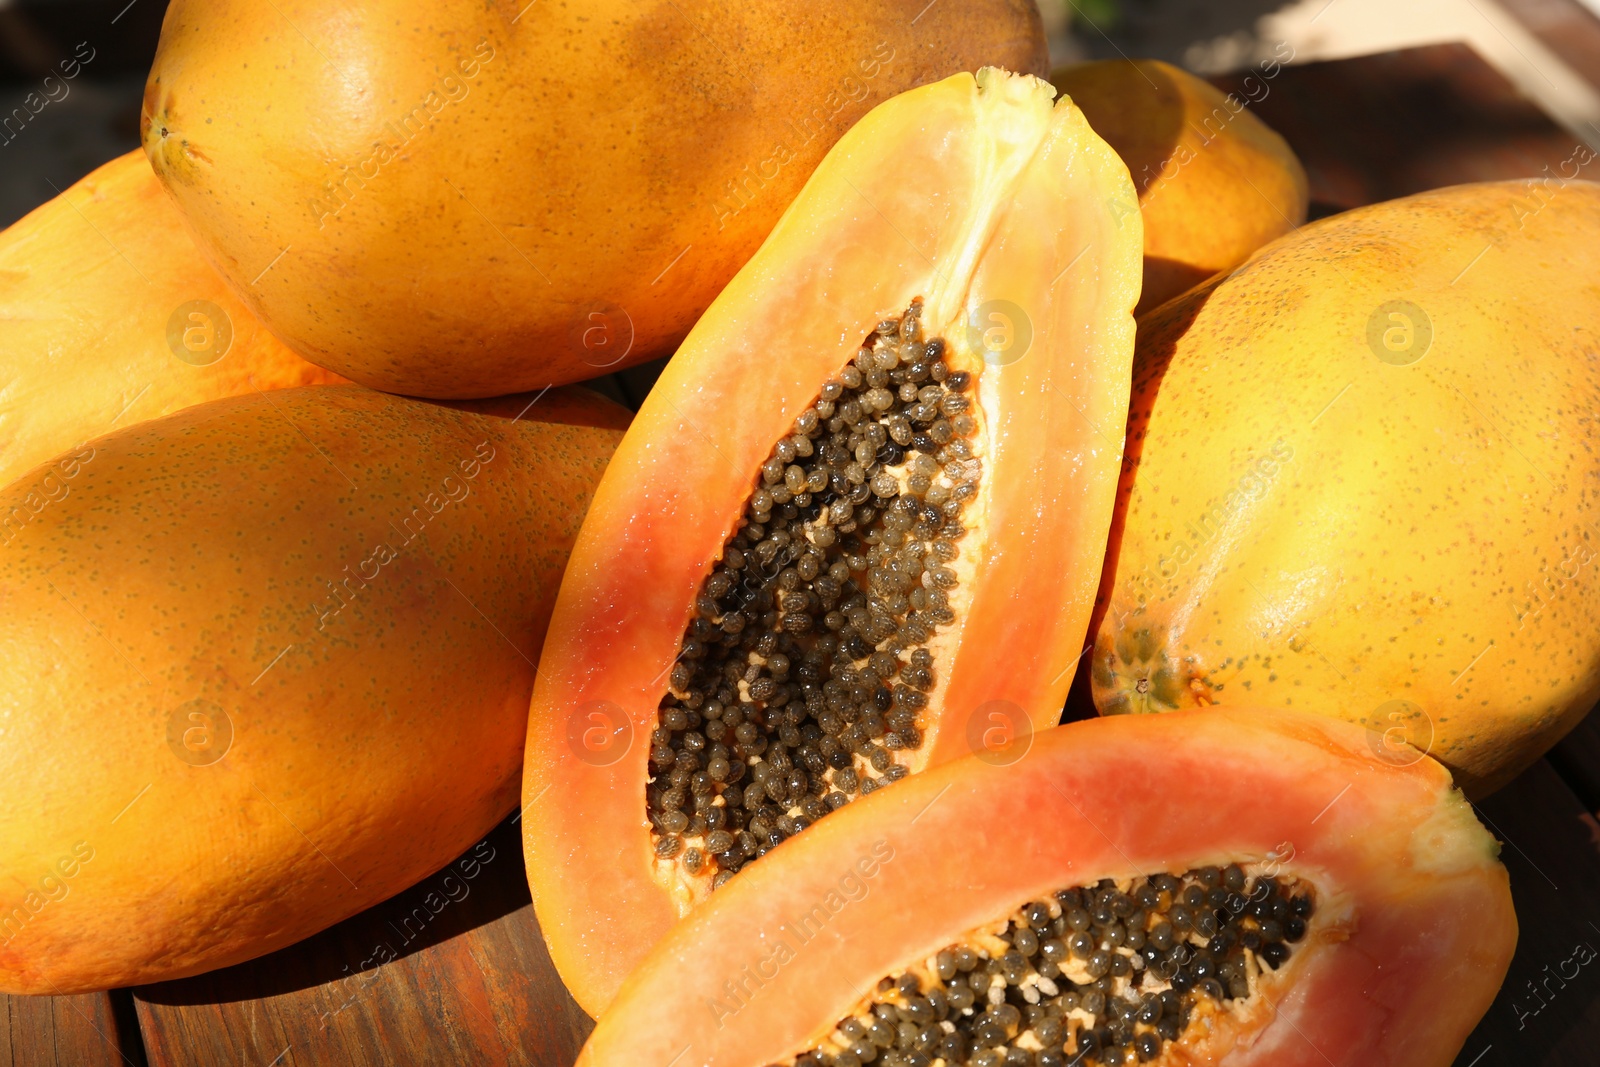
579;707;1514;1067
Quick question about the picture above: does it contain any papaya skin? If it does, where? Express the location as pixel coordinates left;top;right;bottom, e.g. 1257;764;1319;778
141;0;1048;398
523;69;1143;1018
0;150;345;490
580;708;1513;1067
1091;181;1600;797
0;385;627;993
1052;59;1309;315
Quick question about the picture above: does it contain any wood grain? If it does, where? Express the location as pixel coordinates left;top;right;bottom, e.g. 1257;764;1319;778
0;990;144;1067
1454;760;1600;1065
131;816;591;1066
1548;712;1600;813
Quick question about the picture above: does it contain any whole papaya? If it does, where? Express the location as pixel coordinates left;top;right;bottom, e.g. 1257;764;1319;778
1052;58;1308;314
0;151;343;490
1091;181;1600;796
0;385;625;992
142;0;1047;397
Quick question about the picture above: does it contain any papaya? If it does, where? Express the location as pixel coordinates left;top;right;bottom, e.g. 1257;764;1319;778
1090;180;1600;796
522;69;1143;1016
1051;59;1308;315
141;0;1049;398
0;150;345;491
0;384;626;992
578;708;1514;1067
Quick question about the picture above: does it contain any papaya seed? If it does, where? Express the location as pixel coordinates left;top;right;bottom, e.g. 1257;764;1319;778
647;301;983;894
788;869;1314;1067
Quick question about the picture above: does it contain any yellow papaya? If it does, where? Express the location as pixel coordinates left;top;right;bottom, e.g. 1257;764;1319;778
1091;181;1600;795
142;0;1048;397
1052;59;1308;315
0;385;625;992
0;150;344;490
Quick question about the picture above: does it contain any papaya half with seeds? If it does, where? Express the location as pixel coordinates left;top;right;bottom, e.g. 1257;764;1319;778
0;150;344;491
142;0;1048;398
579;708;1514;1067
1090;181;1600;797
1051;59;1309;316
523;68;1143;1017
0;385;625;992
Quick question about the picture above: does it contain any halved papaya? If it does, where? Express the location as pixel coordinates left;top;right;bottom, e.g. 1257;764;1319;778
0;384;625;992
0;150;344;490
522;68;1143;1016
579;708;1514;1067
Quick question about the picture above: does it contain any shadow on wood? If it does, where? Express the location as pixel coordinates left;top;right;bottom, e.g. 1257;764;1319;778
131;816;592;1067
136;818;531;1006
1454;759;1600;1064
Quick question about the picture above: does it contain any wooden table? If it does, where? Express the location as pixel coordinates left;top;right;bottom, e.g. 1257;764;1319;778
7;40;1600;1067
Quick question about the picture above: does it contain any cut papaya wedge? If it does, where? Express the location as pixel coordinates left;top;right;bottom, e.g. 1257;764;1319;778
579;708;1514;1067
523;68;1143;1016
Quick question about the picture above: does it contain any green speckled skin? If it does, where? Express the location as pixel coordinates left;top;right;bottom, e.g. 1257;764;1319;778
1092;181;1600;796
0;384;625;993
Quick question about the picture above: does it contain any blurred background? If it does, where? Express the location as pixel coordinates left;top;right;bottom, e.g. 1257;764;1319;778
0;0;164;225
3;0;1599;229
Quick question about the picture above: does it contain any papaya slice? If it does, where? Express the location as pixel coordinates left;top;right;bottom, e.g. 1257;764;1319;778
1088;180;1600;796
1049;60;1308;315
0;150;345;490
522;68;1143;1016
579;708;1514;1067
0;385;625;992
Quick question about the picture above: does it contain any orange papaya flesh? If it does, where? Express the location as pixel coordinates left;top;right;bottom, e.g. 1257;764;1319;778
0;385;626;993
1050;59;1308;316
522;68;1143;1016
579;708;1514;1067
0;150;345;490
1089;180;1600;797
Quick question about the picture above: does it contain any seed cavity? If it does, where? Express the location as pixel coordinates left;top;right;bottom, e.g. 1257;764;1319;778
781;867;1315;1067
647;300;980;895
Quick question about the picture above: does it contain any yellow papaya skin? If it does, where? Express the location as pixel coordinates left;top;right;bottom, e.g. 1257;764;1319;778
0;151;345;491
0;385;625;993
1091;181;1600;797
141;0;1047;397
1052;59;1308;315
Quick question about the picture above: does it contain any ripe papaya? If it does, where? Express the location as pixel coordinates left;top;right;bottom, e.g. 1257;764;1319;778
1090;180;1600;796
141;0;1048;398
522;69;1143;1016
579;708;1513;1067
0;150;344;490
0;385;626;992
1051;59;1309;315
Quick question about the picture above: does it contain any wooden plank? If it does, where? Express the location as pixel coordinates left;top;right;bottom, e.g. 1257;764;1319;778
1208;42;1587;218
1497;0;1600;92
0;990;144;1067
1454;760;1600;1064
132;816;591;1067
1546;707;1600;812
